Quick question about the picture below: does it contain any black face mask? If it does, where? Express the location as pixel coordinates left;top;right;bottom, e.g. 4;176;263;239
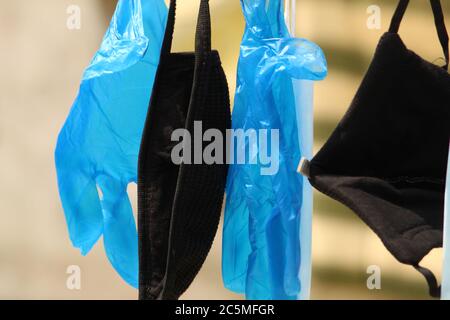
138;0;231;300
300;0;450;297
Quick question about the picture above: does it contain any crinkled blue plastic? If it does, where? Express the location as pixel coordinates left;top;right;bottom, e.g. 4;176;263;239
441;144;450;300
223;0;327;300
55;0;167;288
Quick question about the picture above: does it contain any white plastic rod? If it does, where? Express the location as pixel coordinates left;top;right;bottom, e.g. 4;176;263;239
285;0;314;301
290;0;296;36
441;148;450;299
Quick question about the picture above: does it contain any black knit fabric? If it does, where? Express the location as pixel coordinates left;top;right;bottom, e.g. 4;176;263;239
138;0;231;300
306;0;450;297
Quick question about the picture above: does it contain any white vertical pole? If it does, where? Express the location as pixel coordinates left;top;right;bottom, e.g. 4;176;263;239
290;0;296;37
285;0;314;301
442;149;450;299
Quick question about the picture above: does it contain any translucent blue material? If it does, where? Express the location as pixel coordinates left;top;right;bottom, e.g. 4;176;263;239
223;0;327;300
55;0;167;288
441;144;450;300
293;79;314;300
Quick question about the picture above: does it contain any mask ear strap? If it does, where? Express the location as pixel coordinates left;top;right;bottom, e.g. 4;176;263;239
388;0;410;34
160;0;211;61
430;0;449;70
389;0;449;70
160;0;176;58
414;264;441;298
195;0;212;59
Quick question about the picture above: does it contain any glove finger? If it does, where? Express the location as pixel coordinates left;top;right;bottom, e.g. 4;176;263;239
55;146;104;255
223;197;252;294
97;176;138;288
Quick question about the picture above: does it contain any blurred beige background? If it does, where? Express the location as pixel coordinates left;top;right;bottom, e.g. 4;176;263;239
0;0;448;300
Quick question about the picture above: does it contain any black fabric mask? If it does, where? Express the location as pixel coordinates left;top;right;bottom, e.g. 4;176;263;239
138;0;231;300
300;0;450;297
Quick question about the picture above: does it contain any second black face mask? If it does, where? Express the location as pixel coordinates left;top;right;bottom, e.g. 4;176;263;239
300;0;450;297
138;0;231;300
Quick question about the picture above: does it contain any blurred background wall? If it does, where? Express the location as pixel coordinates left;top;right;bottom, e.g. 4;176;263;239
0;0;448;299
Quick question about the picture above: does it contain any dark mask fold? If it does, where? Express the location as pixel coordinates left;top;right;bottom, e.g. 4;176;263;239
138;0;231;300
302;0;450;298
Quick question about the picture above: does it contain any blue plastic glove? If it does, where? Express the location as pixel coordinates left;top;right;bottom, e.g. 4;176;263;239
55;0;167;288
223;0;327;300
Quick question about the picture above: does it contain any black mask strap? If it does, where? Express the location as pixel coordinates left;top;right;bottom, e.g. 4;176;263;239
389;0;449;70
160;0;212;60
195;0;212;59
414;264;441;298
